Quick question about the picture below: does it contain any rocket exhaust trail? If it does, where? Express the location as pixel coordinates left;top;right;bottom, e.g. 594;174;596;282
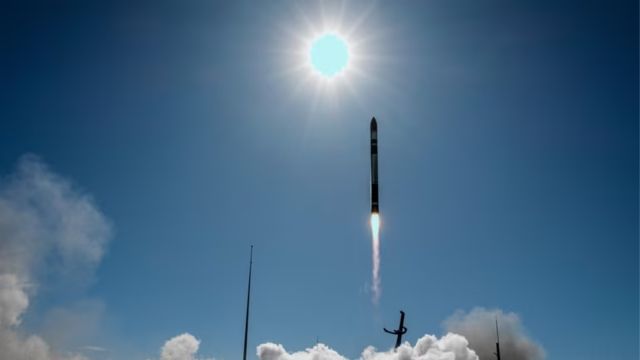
370;117;381;303
370;213;381;302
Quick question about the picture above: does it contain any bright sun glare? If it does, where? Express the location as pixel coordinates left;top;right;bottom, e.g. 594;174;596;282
279;2;380;98
309;34;349;78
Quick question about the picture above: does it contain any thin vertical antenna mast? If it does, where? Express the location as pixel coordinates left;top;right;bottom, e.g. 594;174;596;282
242;245;253;360
495;317;502;360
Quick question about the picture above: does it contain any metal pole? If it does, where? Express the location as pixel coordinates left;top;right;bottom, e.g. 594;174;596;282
242;245;253;360
495;317;502;360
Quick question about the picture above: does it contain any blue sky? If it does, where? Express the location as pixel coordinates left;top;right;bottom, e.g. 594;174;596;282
0;1;637;359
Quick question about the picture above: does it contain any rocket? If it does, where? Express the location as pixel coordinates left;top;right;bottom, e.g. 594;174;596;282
370;117;379;213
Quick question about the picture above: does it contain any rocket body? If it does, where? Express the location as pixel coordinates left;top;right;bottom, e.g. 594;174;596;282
370;117;379;213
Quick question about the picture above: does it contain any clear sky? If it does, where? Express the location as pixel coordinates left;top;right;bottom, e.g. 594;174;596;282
1;1;637;359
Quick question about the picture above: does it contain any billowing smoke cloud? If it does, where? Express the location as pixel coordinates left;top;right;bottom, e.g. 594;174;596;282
444;308;545;360
160;333;201;360
158;333;214;360
257;333;478;360
0;155;111;360
362;333;478;360
257;343;348;360
0;274;29;328
255;308;546;360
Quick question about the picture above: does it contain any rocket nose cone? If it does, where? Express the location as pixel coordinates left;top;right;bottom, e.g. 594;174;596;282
370;117;377;130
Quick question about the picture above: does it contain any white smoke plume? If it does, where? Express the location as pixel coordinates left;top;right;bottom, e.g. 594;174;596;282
257;343;347;360
444;308;545;360
370;213;381;303
0;274;29;328
160;333;201;360
256;309;545;360
0;155;111;360
156;333;215;360
257;333;478;360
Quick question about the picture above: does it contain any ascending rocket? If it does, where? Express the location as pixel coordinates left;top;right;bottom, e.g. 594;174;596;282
370;117;379;213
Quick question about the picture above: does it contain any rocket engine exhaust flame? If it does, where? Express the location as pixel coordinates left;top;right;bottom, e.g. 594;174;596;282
370;213;381;303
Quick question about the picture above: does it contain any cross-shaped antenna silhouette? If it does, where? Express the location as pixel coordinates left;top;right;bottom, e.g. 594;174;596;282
384;311;407;349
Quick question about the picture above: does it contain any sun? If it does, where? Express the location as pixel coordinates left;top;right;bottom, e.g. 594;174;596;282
274;1;384;103
309;33;350;78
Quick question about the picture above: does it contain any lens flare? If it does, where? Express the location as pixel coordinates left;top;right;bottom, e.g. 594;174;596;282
369;213;381;303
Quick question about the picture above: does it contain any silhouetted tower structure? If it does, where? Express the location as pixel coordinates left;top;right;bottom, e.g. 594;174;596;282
242;246;253;360
384;311;407;349
494;317;502;360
